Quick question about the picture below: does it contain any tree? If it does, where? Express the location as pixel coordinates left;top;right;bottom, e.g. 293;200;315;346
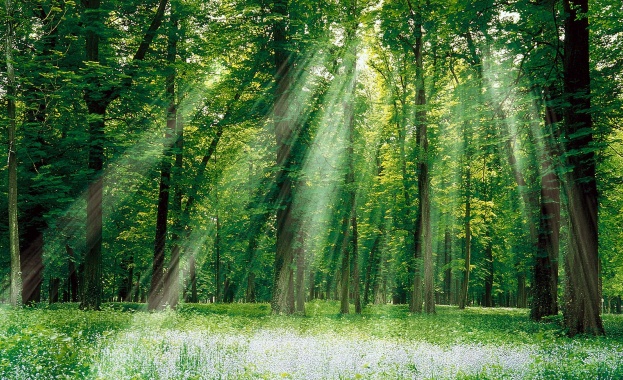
5;0;21;307
271;0;296;314
561;0;604;336
80;0;169;310
149;2;180;311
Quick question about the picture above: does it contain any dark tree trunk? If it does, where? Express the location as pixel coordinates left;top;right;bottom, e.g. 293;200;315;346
118;252;134;302
66;244;80;302
340;213;351;314
308;270;315;301
215;213;221;302
49;278;60;304
517;270;527;308
295;241;306;314
562;0;604;336
352;210;361;314
187;256;198;303
443;226;452;305
364;234;380;306
459;166;471;310
148;4;180;311
483;241;494;307
532;151;561;319
6;0;22;308
271;0;297;315
148;151;172;309
20;222;45;304
82;103;105;310
163;6;181;309
531;86;562;320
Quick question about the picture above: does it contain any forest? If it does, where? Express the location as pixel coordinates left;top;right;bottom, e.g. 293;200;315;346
2;0;623;373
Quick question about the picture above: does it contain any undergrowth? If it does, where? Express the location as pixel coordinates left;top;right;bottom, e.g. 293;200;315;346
0;301;621;379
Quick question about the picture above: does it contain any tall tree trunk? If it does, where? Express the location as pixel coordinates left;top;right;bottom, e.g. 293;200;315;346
148;121;174;309
562;0;604;336
342;15;360;314
271;0;297;315
215;213;221;302
531;90;561;320
6;0;21;307
79;0;110;311
482;159;494;308
164;6;182;309
149;5;180;311
410;12;434;314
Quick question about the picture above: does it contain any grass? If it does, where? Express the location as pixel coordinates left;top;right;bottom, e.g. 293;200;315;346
0;301;622;379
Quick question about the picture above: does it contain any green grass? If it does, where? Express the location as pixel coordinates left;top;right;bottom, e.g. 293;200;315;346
0;301;621;379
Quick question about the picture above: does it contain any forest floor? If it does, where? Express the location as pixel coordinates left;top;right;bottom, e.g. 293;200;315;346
0;301;622;379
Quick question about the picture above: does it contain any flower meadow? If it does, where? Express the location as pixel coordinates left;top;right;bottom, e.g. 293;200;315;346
0;301;622;379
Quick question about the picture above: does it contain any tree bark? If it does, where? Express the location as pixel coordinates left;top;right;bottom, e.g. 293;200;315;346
215;213;221;302
339;212;351;314
411;14;435;315
66;244;80;302
531;91;561;320
443;226;452;304
5;0;21;308
561;0;604;336
149;5;180;311
459;165;471;310
271;0;297;315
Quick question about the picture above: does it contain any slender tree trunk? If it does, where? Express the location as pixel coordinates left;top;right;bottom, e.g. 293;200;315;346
340;212;350;314
215;213;221;302
308;270;315;301
118;253;134;302
459;167;471;309
343;17;360;314
483;240;494;307
482;159;494;308
148;112;174;309
352;207;361;314
295;236;306;314
5;0;21;308
164;6;181;309
148;5;179;310
562;0;604;336
66;244;79;302
443;226;452;304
